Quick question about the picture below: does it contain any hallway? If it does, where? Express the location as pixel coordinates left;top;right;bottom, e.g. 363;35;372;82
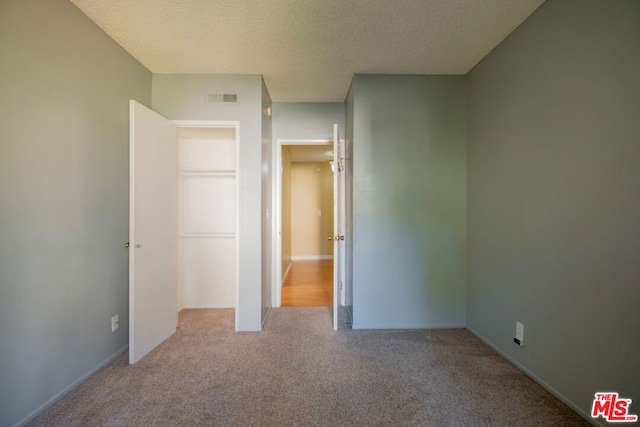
281;260;333;307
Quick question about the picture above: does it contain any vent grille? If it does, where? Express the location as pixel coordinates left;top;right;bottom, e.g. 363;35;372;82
207;93;239;104
223;93;237;103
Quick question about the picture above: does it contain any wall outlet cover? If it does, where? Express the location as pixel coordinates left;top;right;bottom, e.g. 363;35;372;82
515;321;524;346
111;315;119;332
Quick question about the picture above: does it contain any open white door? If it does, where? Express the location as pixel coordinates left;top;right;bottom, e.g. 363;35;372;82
129;100;178;364
332;124;343;331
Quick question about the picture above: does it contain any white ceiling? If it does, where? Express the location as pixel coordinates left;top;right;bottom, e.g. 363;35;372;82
71;0;544;102
287;145;333;163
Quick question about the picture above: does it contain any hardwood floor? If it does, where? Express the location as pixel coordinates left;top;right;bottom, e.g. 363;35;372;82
282;260;333;307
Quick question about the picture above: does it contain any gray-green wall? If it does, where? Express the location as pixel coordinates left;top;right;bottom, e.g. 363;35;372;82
272;103;345;141
466;0;640;420
350;75;467;329
0;0;151;425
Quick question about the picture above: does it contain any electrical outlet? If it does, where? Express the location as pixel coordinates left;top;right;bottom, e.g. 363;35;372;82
514;321;524;346
111;315;119;332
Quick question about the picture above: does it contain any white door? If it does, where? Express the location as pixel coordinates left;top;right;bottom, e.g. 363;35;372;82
129;100;178;364
332;124;343;331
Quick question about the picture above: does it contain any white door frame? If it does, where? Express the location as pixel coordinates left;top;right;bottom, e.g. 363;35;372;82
272;138;346;308
173;120;241;330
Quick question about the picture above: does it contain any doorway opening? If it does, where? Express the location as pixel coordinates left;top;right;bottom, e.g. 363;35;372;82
273;129;344;330
129;100;241;364
176;124;239;314
281;146;334;307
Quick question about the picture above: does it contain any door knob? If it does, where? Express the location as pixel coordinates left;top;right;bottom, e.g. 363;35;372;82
328;236;333;241
125;242;130;249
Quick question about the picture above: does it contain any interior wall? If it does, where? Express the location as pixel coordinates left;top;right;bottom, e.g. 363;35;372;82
351;75;467;329
281;147;292;279
0;1;152;425
466;0;640;418
260;78;273;324
272;103;345;140
290;162;334;258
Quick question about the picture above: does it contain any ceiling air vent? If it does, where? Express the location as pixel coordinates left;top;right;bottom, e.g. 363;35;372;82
206;92;239;105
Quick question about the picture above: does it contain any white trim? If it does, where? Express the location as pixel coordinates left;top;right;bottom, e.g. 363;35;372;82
345;305;353;325
352;323;466;330
173;120;238;128
173;120;241;332
179;233;235;238
332;124;340;331
277;139;333;145
262;307;272;329
338;137;347;308
291;255;334;260
128;101;136;362
281;261;292;285
181;305;234;309
13;345;128;427
181;171;235;177
465;326;598;426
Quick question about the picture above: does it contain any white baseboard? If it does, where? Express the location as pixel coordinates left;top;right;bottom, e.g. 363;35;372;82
344;305;353;325
465;326;599;426
13;344;128;427
282;262;292;285
261;307;272;329
291;255;333;260
181;305;235;309
352;323;466;330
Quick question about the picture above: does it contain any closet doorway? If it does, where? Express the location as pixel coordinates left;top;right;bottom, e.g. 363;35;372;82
177;125;238;311
128;100;240;363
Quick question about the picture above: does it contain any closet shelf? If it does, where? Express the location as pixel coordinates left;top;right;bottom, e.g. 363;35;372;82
180;170;235;177
180;232;236;238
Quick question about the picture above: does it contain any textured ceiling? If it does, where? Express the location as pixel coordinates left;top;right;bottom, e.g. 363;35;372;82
71;0;544;102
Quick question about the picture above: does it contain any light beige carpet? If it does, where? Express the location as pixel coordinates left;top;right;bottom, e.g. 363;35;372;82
29;308;589;426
